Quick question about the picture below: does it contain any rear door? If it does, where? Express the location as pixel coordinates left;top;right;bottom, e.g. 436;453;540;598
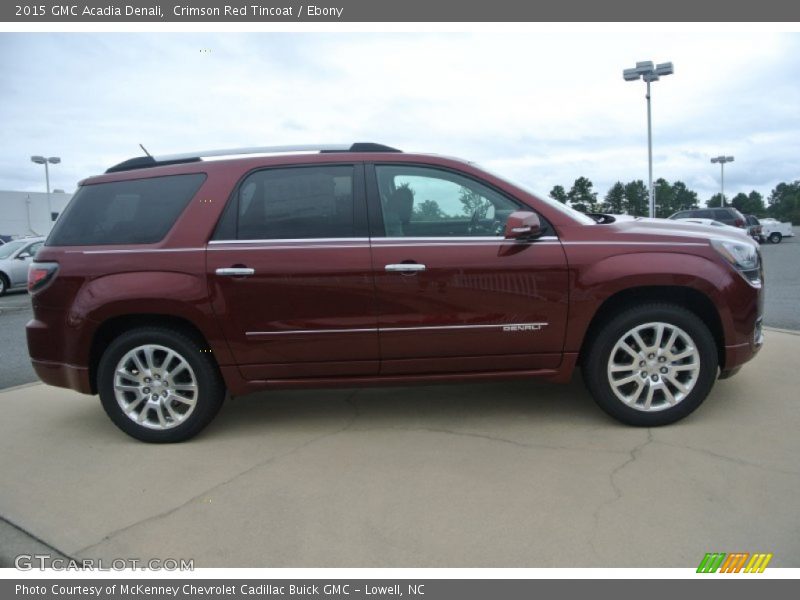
366;164;569;375
207;163;380;380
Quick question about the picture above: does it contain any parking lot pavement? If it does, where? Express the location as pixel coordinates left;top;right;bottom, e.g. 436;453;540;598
0;330;798;568
761;227;800;331
0;291;36;390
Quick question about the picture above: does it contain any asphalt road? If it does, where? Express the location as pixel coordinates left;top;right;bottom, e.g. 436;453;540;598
0;291;36;389
0;229;797;390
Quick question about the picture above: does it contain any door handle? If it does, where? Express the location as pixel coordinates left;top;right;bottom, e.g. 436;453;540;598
216;267;255;277
385;263;426;273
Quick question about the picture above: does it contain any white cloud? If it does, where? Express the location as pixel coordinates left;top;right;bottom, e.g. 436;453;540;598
1;32;798;206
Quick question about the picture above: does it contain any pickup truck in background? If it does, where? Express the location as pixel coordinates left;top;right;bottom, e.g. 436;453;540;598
759;218;795;244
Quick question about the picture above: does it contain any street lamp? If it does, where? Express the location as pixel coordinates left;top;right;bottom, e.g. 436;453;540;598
623;60;674;218
710;155;734;206
30;155;61;224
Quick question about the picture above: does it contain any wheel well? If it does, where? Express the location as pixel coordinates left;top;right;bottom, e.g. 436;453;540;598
578;286;725;369
89;314;211;394
0;271;8;284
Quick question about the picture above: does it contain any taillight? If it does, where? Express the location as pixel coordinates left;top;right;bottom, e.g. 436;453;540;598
28;262;59;293
735;218;745;228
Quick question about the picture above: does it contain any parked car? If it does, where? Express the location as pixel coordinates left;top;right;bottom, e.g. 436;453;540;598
27;144;765;442
744;215;764;243
668;207;747;230
674;218;750;239
758;218;794;244
0;236;45;296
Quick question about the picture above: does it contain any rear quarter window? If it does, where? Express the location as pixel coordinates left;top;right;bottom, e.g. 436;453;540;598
47;173;206;246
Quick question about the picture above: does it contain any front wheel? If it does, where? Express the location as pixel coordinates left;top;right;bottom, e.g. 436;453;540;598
97;327;225;442
583;304;718;426
768;232;782;244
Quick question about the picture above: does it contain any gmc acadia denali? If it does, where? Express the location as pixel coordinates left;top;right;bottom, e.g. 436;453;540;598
26;144;764;442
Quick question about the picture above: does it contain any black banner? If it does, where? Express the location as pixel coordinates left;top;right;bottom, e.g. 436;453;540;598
3;0;800;22
4;579;798;600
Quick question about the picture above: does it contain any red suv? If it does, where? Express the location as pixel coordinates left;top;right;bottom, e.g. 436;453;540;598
26;144;764;442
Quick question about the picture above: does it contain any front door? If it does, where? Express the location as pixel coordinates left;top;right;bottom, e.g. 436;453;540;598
207;163;379;380
367;164;569;375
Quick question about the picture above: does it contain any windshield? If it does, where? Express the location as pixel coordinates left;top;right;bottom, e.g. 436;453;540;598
0;240;26;259
473;164;596;226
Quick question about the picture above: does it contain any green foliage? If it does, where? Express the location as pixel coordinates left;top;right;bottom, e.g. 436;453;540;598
567;176;598;213
549;185;568;204
543;176;794;224
623;180;649;216
603;182;626;214
413;199;445;220
767;181;800;224
459;187;490;218
730;191;766;217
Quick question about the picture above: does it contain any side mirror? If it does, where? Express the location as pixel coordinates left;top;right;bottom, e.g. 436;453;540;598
504;211;542;240
16;252;31;260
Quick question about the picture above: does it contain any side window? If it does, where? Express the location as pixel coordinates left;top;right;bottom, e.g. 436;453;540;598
696;209;713;219
232;165;356;240
374;165;525;238
47;174;205;246
26;242;43;258
713;209;733;223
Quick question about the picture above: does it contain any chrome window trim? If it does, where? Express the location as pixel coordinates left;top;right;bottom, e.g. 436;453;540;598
208;235;559;245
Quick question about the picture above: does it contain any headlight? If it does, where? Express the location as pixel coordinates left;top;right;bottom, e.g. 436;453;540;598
710;238;761;286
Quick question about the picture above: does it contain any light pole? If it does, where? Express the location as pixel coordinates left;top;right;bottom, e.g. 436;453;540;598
30;155;61;226
710;155;734;206
623;61;674;218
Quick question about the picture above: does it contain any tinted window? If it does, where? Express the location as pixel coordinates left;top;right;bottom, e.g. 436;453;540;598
47;174;205;246
374;165;525;237
231;166;356;240
713;209;734;223
670;211;690;219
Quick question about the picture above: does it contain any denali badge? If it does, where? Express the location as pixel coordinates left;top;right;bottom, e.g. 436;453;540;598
503;323;548;332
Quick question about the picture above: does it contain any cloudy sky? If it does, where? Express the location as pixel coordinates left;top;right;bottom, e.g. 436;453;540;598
1;32;798;204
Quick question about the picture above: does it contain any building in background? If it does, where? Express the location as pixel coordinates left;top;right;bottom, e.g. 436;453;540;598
0;190;72;240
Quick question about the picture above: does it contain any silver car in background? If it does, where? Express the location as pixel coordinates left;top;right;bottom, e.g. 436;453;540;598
0;237;45;296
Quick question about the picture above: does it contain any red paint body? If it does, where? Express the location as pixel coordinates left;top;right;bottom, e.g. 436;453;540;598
26;152;763;396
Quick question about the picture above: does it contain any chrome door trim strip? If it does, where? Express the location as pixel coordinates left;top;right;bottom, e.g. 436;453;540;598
246;323;549;337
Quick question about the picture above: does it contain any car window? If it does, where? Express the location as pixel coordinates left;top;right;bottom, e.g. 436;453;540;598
374;165;525;238
47;174;206;246
713;209;733;222
0;240;26;259
226;165;356;240
23;242;44;257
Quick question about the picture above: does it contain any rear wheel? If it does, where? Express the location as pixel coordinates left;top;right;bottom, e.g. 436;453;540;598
583;304;718;426
97;327;225;442
768;232;782;244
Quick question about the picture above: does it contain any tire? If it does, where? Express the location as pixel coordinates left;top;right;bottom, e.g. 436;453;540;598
0;273;7;297
582;304;718;426
768;232;782;244
97;327;225;442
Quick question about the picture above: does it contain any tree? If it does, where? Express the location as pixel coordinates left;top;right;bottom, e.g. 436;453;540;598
671;181;699;212
603;182;625;214
567;176;598;213
549;185;568;204
623;180;648;216
654;178;675;218
707;193;725;208
767;181;800;224
731;190;766;216
414;199;445;220
459;187;490;218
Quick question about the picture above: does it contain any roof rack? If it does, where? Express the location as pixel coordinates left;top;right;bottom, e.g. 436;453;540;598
105;143;402;173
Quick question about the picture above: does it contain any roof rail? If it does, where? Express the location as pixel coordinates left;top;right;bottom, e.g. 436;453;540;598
105;143;402;173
